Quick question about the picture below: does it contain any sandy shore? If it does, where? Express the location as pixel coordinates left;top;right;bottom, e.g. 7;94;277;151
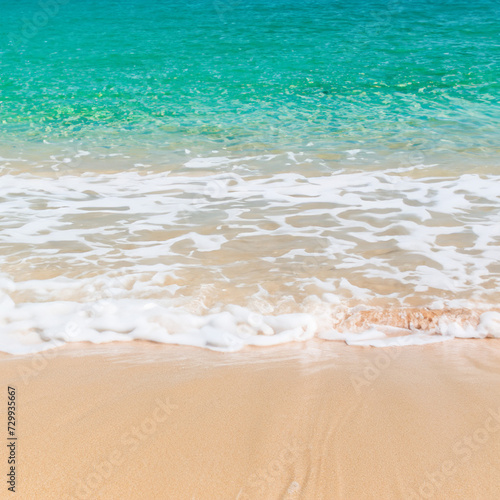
1;339;500;499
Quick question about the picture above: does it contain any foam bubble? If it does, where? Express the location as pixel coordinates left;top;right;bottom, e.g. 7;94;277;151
2;155;500;354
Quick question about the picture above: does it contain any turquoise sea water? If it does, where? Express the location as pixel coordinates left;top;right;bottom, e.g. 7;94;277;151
2;0;500;164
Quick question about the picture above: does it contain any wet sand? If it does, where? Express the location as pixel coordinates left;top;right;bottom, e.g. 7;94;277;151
1;339;500;499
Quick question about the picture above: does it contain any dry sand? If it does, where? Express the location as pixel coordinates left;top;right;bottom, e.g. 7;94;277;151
1;339;500;499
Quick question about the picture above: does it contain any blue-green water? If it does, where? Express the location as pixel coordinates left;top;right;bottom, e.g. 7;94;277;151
2;0;500;163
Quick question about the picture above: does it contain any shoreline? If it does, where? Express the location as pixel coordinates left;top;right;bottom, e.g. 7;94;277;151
2;339;500;499
3;304;500;355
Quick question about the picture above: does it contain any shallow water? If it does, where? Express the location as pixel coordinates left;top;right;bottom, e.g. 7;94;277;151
1;0;500;353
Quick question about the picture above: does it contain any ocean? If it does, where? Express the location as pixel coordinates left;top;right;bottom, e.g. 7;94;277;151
1;0;500;353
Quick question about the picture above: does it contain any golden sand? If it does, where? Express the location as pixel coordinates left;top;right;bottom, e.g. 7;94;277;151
1;339;500;499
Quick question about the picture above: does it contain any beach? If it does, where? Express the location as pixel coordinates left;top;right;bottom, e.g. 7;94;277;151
2;339;500;499
2;0;500;498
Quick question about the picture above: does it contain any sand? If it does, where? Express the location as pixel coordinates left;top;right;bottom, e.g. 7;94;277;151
1;339;500;499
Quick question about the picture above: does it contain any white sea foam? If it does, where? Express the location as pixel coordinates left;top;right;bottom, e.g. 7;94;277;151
1;154;500;353
1;288;499;354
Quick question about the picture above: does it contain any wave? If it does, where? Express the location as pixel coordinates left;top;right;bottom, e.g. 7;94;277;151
1;287;499;354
